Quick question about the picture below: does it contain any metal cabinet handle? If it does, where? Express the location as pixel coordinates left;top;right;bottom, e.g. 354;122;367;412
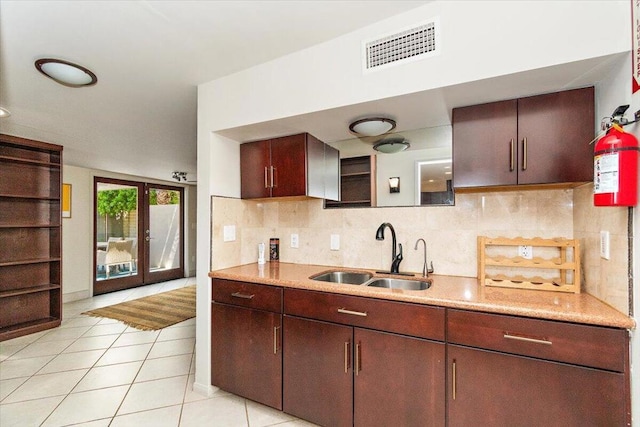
264;167;269;189
504;333;552;345
271;166;277;188
522;137;528;170
355;343;361;376
273;326;279;354
509;139;515;171
344;341;350;373
231;292;254;300
452;359;457;400
337;308;368;317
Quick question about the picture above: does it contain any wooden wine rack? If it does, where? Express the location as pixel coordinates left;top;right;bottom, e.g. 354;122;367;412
478;236;581;294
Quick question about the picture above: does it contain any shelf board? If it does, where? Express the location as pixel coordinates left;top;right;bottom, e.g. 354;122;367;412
0;284;61;299
0;193;60;201
341;172;371;178
0;317;61;342
0;155;61;168
0;257;61;267
0;224;61;229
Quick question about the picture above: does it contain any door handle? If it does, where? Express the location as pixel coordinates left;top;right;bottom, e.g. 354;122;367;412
264;167;269;189
522;137;528;171
452;359;457;400
355;342;361;376
271;166;277;188
344;341;350;373
337;308;367;317
273;326;279;354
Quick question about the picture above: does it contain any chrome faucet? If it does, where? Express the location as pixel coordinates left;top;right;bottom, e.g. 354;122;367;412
414;238;434;277
376;222;403;274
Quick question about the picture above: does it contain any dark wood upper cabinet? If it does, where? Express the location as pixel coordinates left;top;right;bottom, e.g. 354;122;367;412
453;87;594;189
0;134;63;341
240;132;339;200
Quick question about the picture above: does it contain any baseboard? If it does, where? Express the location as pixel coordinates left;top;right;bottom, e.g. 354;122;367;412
63;290;90;303
192;381;216;397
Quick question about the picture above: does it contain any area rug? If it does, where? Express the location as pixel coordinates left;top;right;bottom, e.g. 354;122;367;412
82;285;196;330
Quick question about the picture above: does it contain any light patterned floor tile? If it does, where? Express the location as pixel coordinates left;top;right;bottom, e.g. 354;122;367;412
112;330;160;347
117;375;188;415
41;385;129;426
96;343;153;366
147;338;195;359
135;354;191;382
73;361;143;392
62;334;119;353
110;404;182;427
157;326;195;342
0;377;28;401
0;395;65;427
246;400;297;427
0;355;55;380
82;322;128;337
38;349;105;374
180;394;248;427
36;326;92;342
7;339;75;359
2;369;88;403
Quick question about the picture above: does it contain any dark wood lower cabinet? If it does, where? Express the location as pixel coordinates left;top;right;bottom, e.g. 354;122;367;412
211;302;282;409
283;315;445;427
354;328;445;427
447;345;627;427
283;316;353;427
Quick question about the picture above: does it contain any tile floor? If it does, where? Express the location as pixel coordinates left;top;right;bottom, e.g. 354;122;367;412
0;278;316;427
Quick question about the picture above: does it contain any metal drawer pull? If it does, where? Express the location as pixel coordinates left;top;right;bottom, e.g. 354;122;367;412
522;137;528;170
273;326;279;354
452;360;457;400
337;308;368;317
509;139;515;171
503;333;552;345
231;292;255;300
264;167;269;188
355;343;361;376
344;341;350;373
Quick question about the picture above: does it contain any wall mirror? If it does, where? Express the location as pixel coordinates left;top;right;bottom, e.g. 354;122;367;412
326;125;454;208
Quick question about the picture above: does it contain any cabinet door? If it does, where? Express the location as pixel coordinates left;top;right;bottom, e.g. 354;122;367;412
283;316;353;427
211;303;282;409
447;345;627;427
517;87;594;185
240;140;271;199
452;99;518;188
354;328;445;427
270;134;307;197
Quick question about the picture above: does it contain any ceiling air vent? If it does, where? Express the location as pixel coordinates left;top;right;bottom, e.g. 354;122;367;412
364;19;440;72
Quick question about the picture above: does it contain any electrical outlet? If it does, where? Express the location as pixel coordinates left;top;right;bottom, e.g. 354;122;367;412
223;225;236;242
291;233;299;248
600;230;610;260
518;245;533;260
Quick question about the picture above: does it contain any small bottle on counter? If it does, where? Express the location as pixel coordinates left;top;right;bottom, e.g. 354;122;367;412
269;238;279;262
258;242;266;265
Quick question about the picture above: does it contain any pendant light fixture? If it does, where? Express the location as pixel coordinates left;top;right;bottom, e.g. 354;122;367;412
35;58;98;88
349;117;396;137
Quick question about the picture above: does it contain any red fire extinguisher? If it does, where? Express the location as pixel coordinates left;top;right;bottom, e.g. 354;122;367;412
594;123;639;206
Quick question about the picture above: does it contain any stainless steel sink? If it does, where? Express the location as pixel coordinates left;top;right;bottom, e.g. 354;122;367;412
366;278;431;290
310;271;373;285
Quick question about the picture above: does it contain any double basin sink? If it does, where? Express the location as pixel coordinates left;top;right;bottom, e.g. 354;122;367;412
310;270;431;291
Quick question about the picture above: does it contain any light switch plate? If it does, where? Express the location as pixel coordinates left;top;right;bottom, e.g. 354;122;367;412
291;233;299;248
223;225;236;242
600;230;610;260
330;234;340;251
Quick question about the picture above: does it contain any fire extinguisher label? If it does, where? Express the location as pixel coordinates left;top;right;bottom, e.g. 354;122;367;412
594;152;619;194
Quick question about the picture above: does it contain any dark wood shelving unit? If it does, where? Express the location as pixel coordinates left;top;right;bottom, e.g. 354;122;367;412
325;155;376;209
0;134;63;342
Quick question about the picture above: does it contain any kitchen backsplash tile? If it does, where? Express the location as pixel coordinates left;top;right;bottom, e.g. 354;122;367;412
211;185;629;314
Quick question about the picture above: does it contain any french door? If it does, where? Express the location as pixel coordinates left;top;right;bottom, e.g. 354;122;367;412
93;178;184;295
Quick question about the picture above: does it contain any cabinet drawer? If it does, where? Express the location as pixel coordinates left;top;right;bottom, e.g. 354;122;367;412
212;279;282;313
284;288;444;341
447;309;628;372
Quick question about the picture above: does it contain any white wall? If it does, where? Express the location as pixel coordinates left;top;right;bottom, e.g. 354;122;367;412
195;0;632;397
61;165;195;302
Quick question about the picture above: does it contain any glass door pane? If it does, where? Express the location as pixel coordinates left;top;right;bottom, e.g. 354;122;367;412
144;185;183;283
94;179;143;295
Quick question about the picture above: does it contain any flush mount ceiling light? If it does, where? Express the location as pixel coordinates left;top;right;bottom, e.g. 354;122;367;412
35;58;98;88
349;117;396;137
0;107;10;118
373;136;410;154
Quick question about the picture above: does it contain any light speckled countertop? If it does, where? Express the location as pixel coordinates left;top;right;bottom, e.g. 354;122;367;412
209;262;635;329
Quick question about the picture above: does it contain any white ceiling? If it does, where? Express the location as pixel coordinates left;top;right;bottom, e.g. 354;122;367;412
0;0;430;183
